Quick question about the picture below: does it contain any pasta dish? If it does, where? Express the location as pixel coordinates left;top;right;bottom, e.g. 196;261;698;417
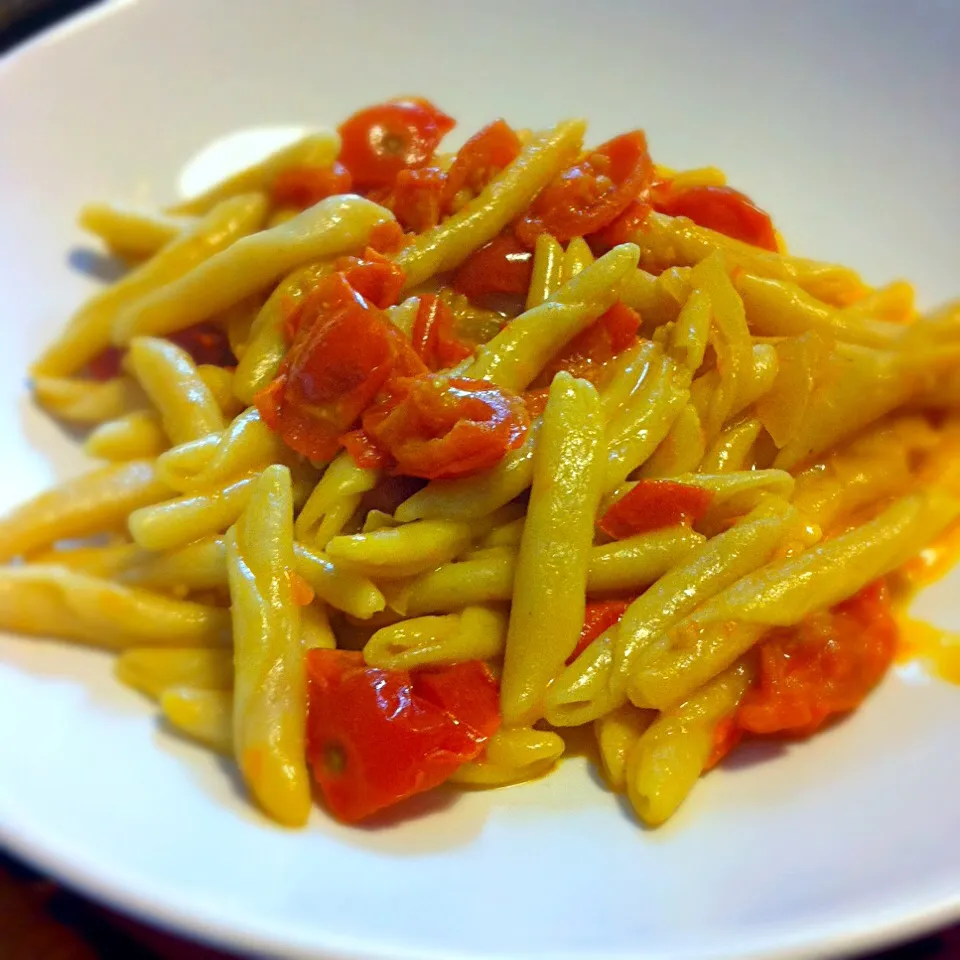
2;97;959;827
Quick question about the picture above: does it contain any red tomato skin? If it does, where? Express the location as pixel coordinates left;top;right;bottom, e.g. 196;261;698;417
305;650;483;823
333;248;406;309
339;428;391;469
598;480;714;539
411;294;473;371
442;119;522;211
516;131;654;246
567;598;634;664
337;99;453;189
452;230;533;302
363;375;529;480
534;301;640;386
383;166;447;233
412;661;502;740
255;275;400;461
655;185;777;251
588;198;652;253
737;581;898;737
271;162;352;209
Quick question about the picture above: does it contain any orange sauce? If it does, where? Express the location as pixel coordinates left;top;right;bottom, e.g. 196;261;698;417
897;518;960;591
896;614;960;686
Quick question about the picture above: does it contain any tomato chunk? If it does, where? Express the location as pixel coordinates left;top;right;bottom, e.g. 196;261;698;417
305;650;492;823
333;247;406;309
535;301;640;385
655;185;777;251
271;162;352;210
516;131;653;246
598;480;714;539
411;294;473;371
452;230;533;302
412;660;501;740
567;598;634;664
362;374;529;479
338;98;454;188
378;166;447;233
588;198;652;252
442;119;522;211
255;274;401;461
737;580;897;737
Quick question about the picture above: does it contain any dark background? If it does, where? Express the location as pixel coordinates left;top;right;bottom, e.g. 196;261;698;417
1;1;958;958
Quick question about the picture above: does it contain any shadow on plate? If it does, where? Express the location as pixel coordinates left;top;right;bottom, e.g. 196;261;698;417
67;247;128;285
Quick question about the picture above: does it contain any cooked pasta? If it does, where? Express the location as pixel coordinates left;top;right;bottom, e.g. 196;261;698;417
5;96;960;829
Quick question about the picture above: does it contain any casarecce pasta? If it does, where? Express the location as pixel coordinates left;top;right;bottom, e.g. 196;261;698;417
4;95;960;828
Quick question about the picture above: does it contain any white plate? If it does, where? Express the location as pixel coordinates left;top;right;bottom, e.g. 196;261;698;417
1;1;959;958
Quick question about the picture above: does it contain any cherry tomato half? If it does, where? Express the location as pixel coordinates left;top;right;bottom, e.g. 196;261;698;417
654;185;777;251
338;98;454;188
516;131;654;246
442;119;522;212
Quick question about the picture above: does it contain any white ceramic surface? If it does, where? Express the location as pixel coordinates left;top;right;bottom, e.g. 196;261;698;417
1;1;959;958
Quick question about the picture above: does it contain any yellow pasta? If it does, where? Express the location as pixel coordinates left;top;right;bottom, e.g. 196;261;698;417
167;131;340;215
116;648;233;699
233;262;330;405
364;605;507;670
32;375;146;424
634;211;868;306
0;566;230;648
295;451;378;547
28;541;141;579
325;520;472;579
620;266;691;328
404;526;704;616
451;728;565;786
542;499;796;727
626;662;752;825
197;364;244;420
79;203;189;259
699;417;763;473
562;236;595;278
525;233;564;310
33;193;267;377
736;273;904;347
467;243;639;391
301;602;337;651
629;493;960;710
120;533;384;619
0;460;170;563
603;351;690;490
83;410;168;461
128;474;258;552
501;372;605;726
127;337;225;444
161;687;233;755
161;407;286;494
227;464;311;827
595;703;654;792
638;403;706;477
113;196;393;343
